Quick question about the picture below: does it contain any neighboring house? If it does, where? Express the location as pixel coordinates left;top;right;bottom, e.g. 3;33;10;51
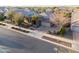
71;9;79;32
0;7;9;20
39;12;49;22
14;9;42;27
71;9;79;50
0;7;9;13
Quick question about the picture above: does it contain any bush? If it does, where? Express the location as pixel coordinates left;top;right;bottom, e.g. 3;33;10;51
11;27;30;33
64;23;70;27
13;13;24;26
47;30;54;35
0;13;5;21
64;13;71;18
58;27;66;36
17;18;24;26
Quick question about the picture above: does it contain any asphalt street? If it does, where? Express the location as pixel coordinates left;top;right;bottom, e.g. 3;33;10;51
0;27;60;53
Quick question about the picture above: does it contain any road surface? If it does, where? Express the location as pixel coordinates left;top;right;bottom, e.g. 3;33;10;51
0;27;59;53
0;27;76;53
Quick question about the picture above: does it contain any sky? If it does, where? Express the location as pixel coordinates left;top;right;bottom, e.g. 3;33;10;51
0;0;79;6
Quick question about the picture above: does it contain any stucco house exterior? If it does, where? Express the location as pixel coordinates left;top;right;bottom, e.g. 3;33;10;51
71;9;79;50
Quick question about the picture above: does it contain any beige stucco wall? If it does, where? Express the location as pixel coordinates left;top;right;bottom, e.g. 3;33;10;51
71;10;79;50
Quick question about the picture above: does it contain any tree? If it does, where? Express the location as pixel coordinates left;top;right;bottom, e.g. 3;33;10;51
8;11;15;22
51;13;66;26
39;7;46;12
0;13;5;21
53;7;60;12
64;13;71;18
31;16;42;27
57;27;66;36
31;16;38;25
12;13;24;26
49;9;71;35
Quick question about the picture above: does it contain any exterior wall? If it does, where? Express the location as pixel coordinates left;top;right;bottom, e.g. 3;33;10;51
72;32;79;50
71;10;79;50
